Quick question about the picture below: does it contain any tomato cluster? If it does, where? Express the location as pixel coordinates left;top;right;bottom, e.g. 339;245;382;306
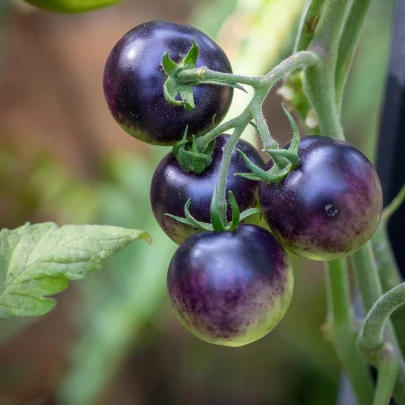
104;21;383;347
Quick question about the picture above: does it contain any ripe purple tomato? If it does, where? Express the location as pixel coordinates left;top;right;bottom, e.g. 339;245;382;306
259;135;383;261
103;21;233;146
150;134;266;244
167;225;293;347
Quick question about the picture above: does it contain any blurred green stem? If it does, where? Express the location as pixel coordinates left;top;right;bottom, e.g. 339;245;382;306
0;0;11;84
303;0;348;139
371;225;402;293
325;259;374;405
382;182;405;222
294;0;325;52
359;282;405;352
372;346;400;405
372;208;405;355
335;0;372;113
352;243;405;402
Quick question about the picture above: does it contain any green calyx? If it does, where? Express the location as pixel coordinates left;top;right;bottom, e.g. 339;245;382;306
162;40;200;110
172;128;216;174
165;190;261;232
236;104;301;183
162;41;247;111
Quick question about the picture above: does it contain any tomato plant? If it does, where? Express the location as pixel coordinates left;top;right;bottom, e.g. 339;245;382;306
103;20;233;146
2;1;405;405
167;225;293;347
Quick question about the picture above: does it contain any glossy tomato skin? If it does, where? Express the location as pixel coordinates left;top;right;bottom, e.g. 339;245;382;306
150;134;266;244
103;21;233;146
167;225;293;347
259;135;383;261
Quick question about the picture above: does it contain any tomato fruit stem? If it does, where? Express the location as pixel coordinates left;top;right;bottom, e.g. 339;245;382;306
215;124;248;224
174;50;320;152
168;50;320;221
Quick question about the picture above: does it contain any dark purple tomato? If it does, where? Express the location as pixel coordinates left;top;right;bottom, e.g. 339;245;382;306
167;224;293;347
103;21;233;146
150;134;266;244
259;135;383;261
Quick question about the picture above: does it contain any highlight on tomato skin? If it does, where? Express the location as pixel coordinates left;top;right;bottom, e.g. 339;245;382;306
150;134;266;245
259;135;383;261
167;225;294;347
103;20;233;146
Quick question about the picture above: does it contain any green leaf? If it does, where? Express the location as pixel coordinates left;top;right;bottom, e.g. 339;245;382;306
24;0;123;13
0;222;151;318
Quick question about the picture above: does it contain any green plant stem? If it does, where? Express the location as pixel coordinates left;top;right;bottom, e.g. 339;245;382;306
189;51;319;153
382;182;405;222
371;225;402;293
372;217;405;355
335;0;372;113
177;50;320;92
195;115;240;151
177;68;263;88
179;51;320;223
294;0;325;52
359;282;405;352
251;101;277;150
358;279;405;405
373;346;400;405
325;259;374;405
215;124;248;223
282;0;326;132
352;243;383;310
0;0;11;84
352;242;405;403
303;0;349;139
304;65;344;139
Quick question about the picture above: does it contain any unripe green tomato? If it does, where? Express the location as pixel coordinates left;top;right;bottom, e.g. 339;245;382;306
24;0;123;13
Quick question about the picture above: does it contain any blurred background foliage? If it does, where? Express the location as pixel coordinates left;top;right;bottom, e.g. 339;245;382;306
0;0;395;404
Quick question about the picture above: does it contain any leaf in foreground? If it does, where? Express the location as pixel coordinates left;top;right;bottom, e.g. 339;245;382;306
0;222;151;318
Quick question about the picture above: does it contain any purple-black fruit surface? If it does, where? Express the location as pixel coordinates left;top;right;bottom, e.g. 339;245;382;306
150;134;266;244
167;224;294;347
103;21;233;146
259;135;383;261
